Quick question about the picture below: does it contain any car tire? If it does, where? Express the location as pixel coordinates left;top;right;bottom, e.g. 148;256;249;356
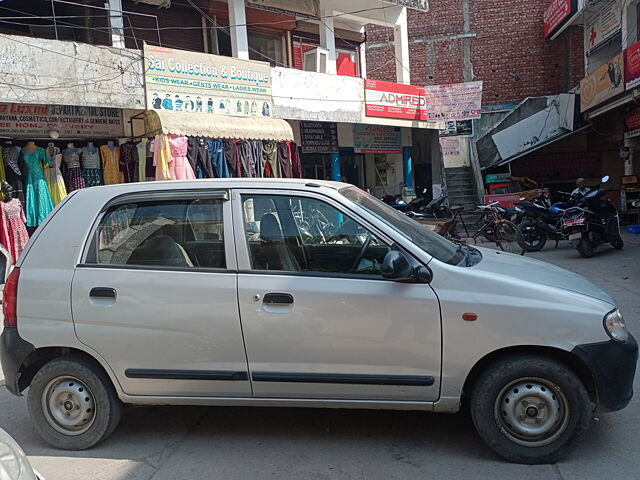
27;355;122;450
470;355;592;464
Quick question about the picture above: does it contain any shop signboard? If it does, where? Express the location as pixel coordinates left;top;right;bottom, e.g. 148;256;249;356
0;103;123;138
353;124;402;154
364;79;428;121
585;0;622;53
439;119;474;137
625;106;640;129
143;44;273;118
246;0;320;19
625;40;640;90
300;121;338;153
580;53;624;112
543;0;578;39
424;81;483;122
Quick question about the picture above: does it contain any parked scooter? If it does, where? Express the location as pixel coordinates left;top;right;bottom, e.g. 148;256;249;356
516;192;573;252
561;176;623;258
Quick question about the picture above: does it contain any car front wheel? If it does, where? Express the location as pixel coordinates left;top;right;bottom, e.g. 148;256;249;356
470;355;592;464
27;355;122;450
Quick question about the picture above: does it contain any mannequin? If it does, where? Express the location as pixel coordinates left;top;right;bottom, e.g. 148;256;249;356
2;141;23;203
81;141;103;187
107;140;115;150
0;182;29;264
45;142;67;205
62;142;85;192
18;141;53;228
23;141;37;150
100;140;121;185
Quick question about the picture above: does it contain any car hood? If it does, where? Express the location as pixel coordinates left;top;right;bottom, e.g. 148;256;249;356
472;247;615;305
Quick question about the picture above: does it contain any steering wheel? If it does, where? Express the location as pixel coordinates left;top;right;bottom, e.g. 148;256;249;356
350;233;373;272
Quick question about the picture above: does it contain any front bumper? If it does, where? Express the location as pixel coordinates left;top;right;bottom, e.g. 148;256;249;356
0;327;35;396
572;333;638;412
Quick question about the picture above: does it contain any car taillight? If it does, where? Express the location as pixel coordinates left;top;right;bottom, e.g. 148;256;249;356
3;267;20;328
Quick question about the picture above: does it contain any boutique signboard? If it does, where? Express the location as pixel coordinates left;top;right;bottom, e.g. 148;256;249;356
143;44;273;117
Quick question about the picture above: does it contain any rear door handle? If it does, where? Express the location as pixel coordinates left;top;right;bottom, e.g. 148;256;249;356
263;293;293;304
90;287;116;299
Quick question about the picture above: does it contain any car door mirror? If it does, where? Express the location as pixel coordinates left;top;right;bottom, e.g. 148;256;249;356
382;250;432;284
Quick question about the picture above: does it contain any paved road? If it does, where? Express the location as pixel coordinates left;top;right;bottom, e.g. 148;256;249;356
1;235;639;480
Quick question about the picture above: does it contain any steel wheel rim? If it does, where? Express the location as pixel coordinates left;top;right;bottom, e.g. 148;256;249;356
41;376;96;436
494;377;570;447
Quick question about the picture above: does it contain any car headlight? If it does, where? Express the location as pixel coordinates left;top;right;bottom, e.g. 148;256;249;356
604;309;629;343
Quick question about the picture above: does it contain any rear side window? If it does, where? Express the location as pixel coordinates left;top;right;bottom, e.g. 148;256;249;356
86;199;226;269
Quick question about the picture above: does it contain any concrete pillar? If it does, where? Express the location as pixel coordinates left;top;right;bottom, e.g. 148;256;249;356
359;42;367;79
106;0;125;49
319;4;337;74
228;0;249;60
331;152;341;181
394;8;410;84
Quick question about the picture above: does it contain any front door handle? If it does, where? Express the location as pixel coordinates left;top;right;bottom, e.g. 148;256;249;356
90;287;117;299
263;293;293;304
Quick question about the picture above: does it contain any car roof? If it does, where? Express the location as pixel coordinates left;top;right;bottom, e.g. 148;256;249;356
72;178;352;196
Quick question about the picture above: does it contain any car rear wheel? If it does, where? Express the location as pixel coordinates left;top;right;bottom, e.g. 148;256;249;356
470;355;592;464
27;356;122;450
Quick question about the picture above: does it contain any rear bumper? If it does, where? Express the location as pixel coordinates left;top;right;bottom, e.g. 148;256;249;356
0;327;35;396
572;333;638;412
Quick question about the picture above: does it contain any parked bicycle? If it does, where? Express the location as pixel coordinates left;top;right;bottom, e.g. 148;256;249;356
467;202;525;255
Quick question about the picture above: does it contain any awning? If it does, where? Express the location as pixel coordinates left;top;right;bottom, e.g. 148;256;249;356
488;124;592;169
143;110;294;141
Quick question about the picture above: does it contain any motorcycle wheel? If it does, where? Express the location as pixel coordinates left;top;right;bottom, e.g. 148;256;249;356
611;237;624;250
576;236;595;258
517;223;547;252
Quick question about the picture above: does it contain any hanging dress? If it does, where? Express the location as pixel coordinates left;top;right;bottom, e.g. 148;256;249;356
62;147;85;192
0;198;29;264
153;135;172;181
45;145;67;205
100;144;122;185
20;147;54;227
81;146;103;187
3;146;24;204
167;135;196;180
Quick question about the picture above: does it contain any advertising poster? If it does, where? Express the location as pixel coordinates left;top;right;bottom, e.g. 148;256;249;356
424;81;483;122
0;103;123;138
580;53;624;112
585;1;622;53
543;0;578;38
625;40;640;90
364;79;428;121
353;124;402;153
300;121;338;153
144;44;273;117
439;119;474;137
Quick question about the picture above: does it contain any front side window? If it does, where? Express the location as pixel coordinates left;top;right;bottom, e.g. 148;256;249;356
242;194;390;276
89;198;226;269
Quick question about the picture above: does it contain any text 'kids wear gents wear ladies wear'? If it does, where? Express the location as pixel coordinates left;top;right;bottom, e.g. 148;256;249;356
81;146;103;187
0;197;29;264
45;144;67;205
20;147;54;227
100;144;122;185
62;147;86;192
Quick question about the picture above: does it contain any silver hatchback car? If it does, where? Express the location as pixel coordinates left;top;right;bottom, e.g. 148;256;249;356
0;179;636;464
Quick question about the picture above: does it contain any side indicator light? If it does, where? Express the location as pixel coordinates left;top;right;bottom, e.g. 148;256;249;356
462;313;477;322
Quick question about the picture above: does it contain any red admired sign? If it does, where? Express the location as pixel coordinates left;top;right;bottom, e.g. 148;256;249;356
544;0;572;38
364;79;428;121
625;40;640;90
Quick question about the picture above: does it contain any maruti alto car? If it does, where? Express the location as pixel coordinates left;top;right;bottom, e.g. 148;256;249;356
0;179;636;464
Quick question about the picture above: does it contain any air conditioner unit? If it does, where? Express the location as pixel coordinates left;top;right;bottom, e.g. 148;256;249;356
303;47;329;74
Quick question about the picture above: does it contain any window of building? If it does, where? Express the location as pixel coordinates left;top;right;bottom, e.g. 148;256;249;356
248;31;286;67
90;198;226;269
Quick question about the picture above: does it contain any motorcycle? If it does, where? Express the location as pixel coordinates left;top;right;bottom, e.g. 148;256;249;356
561;176;624;258
516;193;573;252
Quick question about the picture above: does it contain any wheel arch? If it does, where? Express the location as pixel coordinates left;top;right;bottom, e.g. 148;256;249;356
17;346;121;397
461;345;597;407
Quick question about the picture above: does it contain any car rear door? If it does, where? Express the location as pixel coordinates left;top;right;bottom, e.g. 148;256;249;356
232;189;441;402
71;190;251;398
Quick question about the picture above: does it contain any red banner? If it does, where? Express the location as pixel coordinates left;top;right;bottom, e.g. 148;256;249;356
625;107;640;130
544;0;573;38
625;40;640;90
364;79;428;121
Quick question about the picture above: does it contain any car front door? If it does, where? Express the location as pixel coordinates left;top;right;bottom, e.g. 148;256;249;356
233;189;441;402
71;191;251;398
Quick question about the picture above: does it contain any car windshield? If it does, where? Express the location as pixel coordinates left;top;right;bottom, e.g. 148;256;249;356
340;186;465;265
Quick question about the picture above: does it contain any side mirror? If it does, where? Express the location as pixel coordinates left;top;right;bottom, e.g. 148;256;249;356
601;175;610;184
382;250;432;284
